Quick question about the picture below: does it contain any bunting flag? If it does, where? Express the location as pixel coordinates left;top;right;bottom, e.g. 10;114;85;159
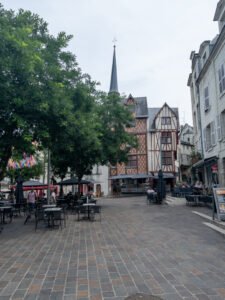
7;154;37;170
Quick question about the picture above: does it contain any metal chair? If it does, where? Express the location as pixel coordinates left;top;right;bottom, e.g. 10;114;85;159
35;209;47;231
77;206;88;221
90;205;101;222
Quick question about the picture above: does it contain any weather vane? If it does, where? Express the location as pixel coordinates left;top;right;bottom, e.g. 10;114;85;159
112;37;117;47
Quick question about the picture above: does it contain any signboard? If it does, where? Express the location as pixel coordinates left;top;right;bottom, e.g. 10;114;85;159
213;188;225;221
211;164;218;173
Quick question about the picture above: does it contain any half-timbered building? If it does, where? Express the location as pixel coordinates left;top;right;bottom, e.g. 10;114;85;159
110;94;149;193
109;46;149;194
148;103;179;191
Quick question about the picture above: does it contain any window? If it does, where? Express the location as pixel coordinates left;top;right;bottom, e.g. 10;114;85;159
126;155;137;168
204;121;216;151
218;64;225;94
204;86;210;111
161;132;172;144
162;151;172;165
161;117;171;125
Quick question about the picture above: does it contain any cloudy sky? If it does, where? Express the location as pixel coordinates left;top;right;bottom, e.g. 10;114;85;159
1;0;219;125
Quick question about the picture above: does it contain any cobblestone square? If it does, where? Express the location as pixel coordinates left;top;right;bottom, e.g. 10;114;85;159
1;196;225;300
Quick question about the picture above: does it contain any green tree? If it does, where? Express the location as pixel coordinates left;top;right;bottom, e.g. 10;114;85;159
97;92;137;165
0;5;80;180
50;90;137;196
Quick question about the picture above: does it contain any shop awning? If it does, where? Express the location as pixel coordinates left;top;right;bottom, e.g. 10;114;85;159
192;159;204;169
109;174;153;180
153;173;175;179
192;156;218;169
11;180;56;191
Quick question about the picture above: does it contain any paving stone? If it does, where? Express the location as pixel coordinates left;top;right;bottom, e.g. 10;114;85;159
1;196;225;300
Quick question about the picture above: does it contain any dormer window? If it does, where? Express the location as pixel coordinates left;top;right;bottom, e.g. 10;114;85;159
204;86;210;111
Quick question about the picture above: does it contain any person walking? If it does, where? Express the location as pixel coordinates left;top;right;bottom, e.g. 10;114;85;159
27;189;36;210
50;189;56;204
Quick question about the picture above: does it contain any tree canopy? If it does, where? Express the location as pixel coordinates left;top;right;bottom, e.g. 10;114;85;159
0;5;80;180
0;4;137;184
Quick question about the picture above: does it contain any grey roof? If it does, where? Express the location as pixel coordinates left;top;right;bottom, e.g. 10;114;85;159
122;95;148;118
148;108;161;129
134;97;148;117
148;106;179;129
214;0;225;21
109;46;119;93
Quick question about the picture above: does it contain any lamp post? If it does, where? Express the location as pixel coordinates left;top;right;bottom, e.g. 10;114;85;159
47;148;51;204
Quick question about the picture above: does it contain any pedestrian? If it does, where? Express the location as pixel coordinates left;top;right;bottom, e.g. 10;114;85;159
27;189;36;210
146;186;155;203
50;189;56;204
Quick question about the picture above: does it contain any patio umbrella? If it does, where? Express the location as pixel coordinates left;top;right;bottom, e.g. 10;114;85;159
59;177;92;185
15;175;24;204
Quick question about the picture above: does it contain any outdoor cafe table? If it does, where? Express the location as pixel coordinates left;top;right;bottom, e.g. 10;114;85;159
186;195;201;206
42;204;56;209
0;206;13;225
83;203;96;220
44;207;62;227
0;201;11;206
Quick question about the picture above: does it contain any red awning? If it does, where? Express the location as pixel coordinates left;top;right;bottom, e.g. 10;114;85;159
11;184;56;191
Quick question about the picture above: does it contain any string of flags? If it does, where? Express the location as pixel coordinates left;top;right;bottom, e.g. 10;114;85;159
7;154;37;170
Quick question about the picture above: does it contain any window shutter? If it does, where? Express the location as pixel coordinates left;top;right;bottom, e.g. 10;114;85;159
204;87;209;110
217;114;222;141
222;113;225;139
203;128;207;151
219;68;223;94
211;121;216;146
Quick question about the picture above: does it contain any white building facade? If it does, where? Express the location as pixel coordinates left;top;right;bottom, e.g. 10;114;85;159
188;0;225;188
177;124;194;183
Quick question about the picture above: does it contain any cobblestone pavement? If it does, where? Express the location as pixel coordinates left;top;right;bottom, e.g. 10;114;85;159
1;196;225;300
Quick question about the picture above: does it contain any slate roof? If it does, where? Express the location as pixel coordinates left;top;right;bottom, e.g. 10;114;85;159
122;95;148;118
134;97;148;117
109;46;119;93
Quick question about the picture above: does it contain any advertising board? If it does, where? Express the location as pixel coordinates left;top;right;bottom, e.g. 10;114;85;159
213;188;225;221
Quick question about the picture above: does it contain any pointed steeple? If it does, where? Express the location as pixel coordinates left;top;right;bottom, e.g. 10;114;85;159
109;45;119;94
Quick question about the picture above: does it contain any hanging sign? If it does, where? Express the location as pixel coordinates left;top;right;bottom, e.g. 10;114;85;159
213;188;225;221
211;164;218;173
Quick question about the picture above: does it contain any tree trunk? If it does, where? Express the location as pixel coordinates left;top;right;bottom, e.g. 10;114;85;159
77;176;83;199
0;148;12;181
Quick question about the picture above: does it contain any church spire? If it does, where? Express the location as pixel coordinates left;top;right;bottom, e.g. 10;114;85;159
109;44;119;94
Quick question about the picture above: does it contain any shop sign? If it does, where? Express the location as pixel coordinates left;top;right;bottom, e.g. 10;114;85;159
211;164;218;173
213;188;225;221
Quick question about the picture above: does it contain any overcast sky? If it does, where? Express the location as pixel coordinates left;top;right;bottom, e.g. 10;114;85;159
1;0;219;125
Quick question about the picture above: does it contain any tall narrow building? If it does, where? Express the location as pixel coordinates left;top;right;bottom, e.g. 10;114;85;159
108;46;149;194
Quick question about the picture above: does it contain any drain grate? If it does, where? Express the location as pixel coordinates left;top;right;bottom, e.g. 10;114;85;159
125;293;163;300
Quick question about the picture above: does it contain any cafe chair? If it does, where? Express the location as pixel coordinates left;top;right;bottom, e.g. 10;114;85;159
52;210;63;229
90;205;101;222
35;209;47;231
77;206;87;221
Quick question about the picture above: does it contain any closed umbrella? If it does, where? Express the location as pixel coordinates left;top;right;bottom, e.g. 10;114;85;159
15;175;24;204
